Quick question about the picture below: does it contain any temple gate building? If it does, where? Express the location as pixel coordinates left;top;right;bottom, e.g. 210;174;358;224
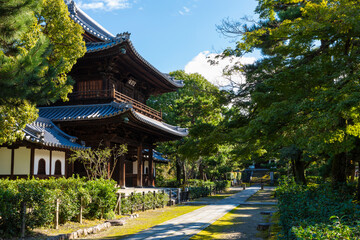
0;1;187;187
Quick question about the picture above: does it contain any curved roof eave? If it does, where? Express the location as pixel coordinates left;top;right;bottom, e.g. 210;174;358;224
38;102;188;138
128;109;188;137
23;117;88;150
66;0;114;41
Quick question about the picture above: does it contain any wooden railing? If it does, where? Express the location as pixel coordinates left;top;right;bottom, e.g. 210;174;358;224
113;91;162;121
68;89;162;121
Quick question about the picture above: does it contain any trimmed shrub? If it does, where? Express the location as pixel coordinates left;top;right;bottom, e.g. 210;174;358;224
276;177;360;239
0;177;117;237
186;179;230;199
120;191;169;214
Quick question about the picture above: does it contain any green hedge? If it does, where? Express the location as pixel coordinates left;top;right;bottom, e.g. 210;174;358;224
276;177;360;239
0;177;117;237
120;191;169;214
187;180;231;199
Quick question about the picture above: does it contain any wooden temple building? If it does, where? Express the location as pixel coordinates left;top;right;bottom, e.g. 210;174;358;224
0;0;187;187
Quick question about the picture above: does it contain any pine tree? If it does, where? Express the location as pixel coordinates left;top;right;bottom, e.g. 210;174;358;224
0;0;86;144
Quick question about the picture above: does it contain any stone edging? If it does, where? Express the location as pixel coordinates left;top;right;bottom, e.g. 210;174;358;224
46;214;139;240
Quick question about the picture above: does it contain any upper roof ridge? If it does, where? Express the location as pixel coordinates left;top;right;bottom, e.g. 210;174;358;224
66;0;115;41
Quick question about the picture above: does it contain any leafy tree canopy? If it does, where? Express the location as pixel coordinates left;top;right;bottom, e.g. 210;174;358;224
148;70;232;182
0;0;86;144
219;0;360;184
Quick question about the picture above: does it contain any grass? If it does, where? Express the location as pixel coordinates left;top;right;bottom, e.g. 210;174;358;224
88;190;239;239
31;190;239;239
89;205;205;239
31;219;104;237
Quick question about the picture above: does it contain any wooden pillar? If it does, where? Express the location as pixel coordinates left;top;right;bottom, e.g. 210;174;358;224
119;156;126;188
149;148;155;187
30;148;34;177
137;145;143;187
10;149;14;179
49;150;52;176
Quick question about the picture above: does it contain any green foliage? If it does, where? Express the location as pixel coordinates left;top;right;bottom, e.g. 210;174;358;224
292;216;360;239
0;0;85;144
218;0;360;185
120;192;169;215
147;71;233;183
0;177;117;237
70;144;127;180
276;177;360;239
186;179;231;199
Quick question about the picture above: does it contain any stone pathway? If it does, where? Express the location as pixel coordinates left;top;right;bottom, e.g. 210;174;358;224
122;186;260;240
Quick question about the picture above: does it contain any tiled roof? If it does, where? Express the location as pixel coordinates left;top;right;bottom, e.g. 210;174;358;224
38;102;188;137
39;102;130;121
153;150;170;163
66;0;114;41
143;149;170;163
86;39;184;88
23;117;87;150
65;1;184;89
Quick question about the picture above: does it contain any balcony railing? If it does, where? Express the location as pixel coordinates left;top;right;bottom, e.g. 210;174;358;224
68;89;162;121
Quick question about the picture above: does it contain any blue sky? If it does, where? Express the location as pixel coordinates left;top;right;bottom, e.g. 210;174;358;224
75;0;260;84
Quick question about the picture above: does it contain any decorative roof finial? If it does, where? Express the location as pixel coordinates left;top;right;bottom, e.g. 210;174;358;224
115;32;131;41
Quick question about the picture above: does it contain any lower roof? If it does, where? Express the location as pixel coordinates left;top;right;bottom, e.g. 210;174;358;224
38;102;188;138
23;117;87;150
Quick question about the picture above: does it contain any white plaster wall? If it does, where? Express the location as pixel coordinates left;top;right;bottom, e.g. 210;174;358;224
144;161;149;174
14;147;30;175
133;161;138;174
34;149;50;175
51;151;65;175
0;148;11;175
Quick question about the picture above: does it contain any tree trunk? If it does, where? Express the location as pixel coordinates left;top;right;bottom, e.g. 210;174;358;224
357;161;360;201
176;156;182;186
332;152;347;184
294;155;306;185
199;162;204;181
182;161;187;185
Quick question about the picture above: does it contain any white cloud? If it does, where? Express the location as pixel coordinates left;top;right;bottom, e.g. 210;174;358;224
179;6;190;15
77;0;131;11
185;51;256;90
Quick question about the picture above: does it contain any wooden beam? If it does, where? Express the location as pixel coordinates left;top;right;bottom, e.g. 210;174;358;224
137;145;143;187
149;148;154;187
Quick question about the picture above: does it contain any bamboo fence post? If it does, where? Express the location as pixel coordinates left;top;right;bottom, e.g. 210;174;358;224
79;197;83;224
177;188;180;204
153;191;156;210
21;201;26;238
131;192;134;214
169;190;172;206
118;193;122;215
55;199;60;230
142;192;145;212
162;190;165;208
